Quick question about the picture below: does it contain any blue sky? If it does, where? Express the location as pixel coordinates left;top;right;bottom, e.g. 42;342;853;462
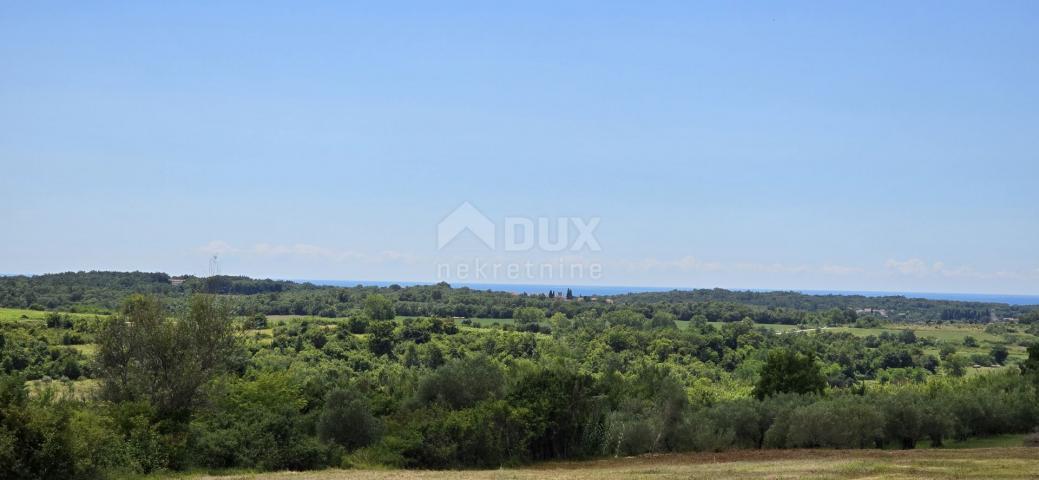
1;1;1037;294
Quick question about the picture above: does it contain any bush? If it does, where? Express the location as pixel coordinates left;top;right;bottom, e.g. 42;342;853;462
507;365;606;460
0;376;76;480
248;313;268;329
189;373;328;471
754;349;826;399
363;295;395;321
317;388;381;450
776;396;883;449
347;316;369;334
699;398;769;449
415;356;504;410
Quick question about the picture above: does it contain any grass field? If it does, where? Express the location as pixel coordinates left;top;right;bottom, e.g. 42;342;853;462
161;448;1039;480
826;323;1036;364
0;306;107;323
827;324;1002;343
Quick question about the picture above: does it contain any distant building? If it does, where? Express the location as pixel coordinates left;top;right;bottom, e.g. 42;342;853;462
170;277;186;286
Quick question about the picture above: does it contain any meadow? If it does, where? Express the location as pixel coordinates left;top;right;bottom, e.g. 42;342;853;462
164;447;1039;480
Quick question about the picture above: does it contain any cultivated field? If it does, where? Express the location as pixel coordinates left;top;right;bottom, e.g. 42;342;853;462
168;448;1039;480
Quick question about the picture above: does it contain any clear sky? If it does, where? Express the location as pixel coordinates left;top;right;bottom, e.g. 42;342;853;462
1;1;1037;294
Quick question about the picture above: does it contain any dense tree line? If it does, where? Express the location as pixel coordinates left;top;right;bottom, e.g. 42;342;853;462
1;272;1034;323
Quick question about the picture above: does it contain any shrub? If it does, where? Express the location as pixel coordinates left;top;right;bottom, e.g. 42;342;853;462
778;397;883;449
415;356;504;410
0;375;76;480
754;349;826;399
317;388;381;450
190;372;328;471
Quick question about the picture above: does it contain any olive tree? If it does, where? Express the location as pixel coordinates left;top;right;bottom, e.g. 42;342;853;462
97;294;240;418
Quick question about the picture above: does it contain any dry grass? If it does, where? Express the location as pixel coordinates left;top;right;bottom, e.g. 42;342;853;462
171;448;1039;480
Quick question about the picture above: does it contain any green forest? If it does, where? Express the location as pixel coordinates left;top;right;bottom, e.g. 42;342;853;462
2;272;1039;479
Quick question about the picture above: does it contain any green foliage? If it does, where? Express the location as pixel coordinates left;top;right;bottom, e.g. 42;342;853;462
507;365;606;460
753;349;826;400
2;271;1032;323
991;344;1009;365
367;320;396;356
247;313;268;329
96;294;240;418
944;354;970;377
415;356;504;410
0;375;76;480
317;388;381;450
648;311;679;330
605;309;646;329
364;294;396;321
1023;343;1039;386
1;275;1038;475
190;372;327;471
512;307;545;332
779;396;883;448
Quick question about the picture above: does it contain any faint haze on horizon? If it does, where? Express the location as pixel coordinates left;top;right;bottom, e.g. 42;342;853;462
1;2;1037;295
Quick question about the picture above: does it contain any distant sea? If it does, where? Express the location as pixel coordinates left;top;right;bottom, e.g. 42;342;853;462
300;280;1039;306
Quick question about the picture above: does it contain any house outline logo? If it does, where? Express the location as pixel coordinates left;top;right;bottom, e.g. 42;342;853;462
437;202;496;249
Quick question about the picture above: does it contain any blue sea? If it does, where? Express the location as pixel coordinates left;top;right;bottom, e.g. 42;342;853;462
300;280;1039;306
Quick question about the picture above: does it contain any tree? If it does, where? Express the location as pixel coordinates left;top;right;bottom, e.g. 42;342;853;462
507;365;604;459
347;316;369;334
781;397;883;449
881;393;924;449
425;344;446;368
0;375;77;480
962;336;978;348
647;311;678;330
367;320;396;356
96;294;240;418
753;349;826;400
248;313;268;329
416;356;505;410
943;354;970;377
565;288;573;300
605;309;646;329
363;294;395;321
190;372;325;471
1022;343;1039;385
316;388;381;450
990;345;1009;365
513;307;544;331
548;312;571;335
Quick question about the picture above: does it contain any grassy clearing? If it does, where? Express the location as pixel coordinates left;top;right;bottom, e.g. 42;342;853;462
158;448;1039;480
827;324;1000;343
26;378;100;400
704;322;801;333
826;323;1036;365
264;315;330;326
0;306;106;323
